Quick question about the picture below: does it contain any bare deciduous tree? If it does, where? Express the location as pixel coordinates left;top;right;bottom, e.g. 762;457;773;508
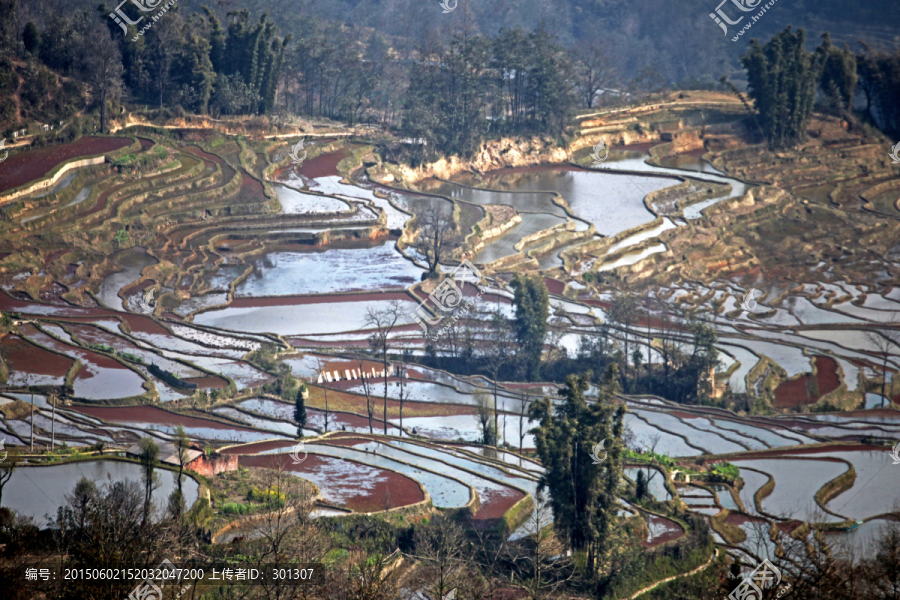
408;516;469;600
366;301;404;435
575;43;617;109
315;357;331;433
417;204;456;276
356;356;377;434
81;30;123;133
865;321;900;408
474;391;496;446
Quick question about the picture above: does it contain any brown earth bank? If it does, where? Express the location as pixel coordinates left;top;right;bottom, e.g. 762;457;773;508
0;292;114;317
220;439;297;455
228;291;414;308
472;487;525;529
71;404;256;431
238;453;425;512
718;444;882;460
0;136;132;193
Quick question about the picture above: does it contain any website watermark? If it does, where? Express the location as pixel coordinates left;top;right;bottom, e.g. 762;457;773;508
890;442;900;465
127;558;179;600
739;288;762;315
590;140;609;165
0;438;6;462
289;441;307;465
439;0;458;13
589;439;607;464
108;0;179;42
0;138;8;164
288;139;307;165
709;0;779;42
889;142;900;165
727;558;790;600
411;260;483;340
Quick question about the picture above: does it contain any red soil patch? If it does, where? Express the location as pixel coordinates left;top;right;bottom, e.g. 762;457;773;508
725;512;764;527
543;278;566;296
183;146;235;180
220;439;296;455
473;488;525;528
815;356;840;397
0;335;73;377
669;410;701;420
72;405;256;431
123;279;155;297
239;453;425;512
773;376;813;408
641;513;684;547
119;313;172;336
297;149;348;179
239;174;265;200
184;376;228;389
773;355;841;408
229;291;414;308
0;136;132;193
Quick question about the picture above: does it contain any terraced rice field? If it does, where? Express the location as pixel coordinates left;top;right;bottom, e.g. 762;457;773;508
1;128;898;572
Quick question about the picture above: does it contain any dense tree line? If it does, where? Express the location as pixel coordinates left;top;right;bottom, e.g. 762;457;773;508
737;26;900;147
401;25;577;160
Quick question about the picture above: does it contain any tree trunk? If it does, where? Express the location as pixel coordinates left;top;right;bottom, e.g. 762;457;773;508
383;353;389;435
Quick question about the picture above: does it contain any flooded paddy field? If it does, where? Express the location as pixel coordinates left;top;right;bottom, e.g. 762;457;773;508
240;453;425;513
235;242;421;297
2;125;899;582
4;460;199;525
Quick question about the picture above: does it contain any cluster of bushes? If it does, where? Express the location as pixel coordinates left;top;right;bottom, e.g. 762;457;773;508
246;487;285;508
112;145;169;173
86;343;114;353
116;352;143;364
220;502;253;515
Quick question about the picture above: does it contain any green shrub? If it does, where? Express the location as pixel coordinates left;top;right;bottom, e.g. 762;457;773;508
221;502;252;515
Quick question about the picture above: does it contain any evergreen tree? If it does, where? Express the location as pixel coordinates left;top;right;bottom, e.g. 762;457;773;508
511;274;550;381
22;22;39;55
528;368;625;574
635;469;647;500
818;33;858;111
857;43;900;134
741;27;827;148
294;386;307;435
203;6;227;74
